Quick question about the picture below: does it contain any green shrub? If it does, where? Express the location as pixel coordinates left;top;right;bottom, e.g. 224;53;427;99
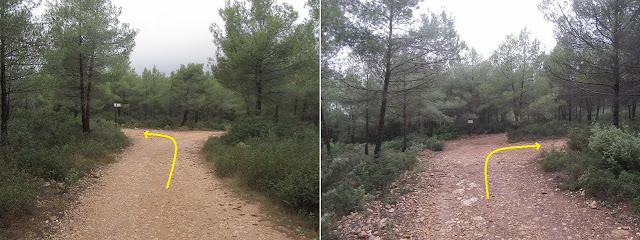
382;138;403;151
616;171;640;201
321;149;368;191
541;151;570;172
0;109;128;229
204;123;318;215
0;164;35;217
433;124;459;140
588;125;640;173
471;122;513;134
567;127;591;152
543;124;640;214
632;196;640;213
405;134;444;151
507;121;570;142
220;116;310;145
321;183;365;216
356;148;417;192
580;168;618;199
424;136;444;151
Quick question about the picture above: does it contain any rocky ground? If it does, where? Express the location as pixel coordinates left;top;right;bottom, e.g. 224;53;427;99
336;133;639;239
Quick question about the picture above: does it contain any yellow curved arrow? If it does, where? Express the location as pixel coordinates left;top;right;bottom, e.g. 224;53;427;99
484;142;540;199
144;130;178;189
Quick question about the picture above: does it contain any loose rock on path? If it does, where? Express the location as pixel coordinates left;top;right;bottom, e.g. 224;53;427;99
338;133;639;239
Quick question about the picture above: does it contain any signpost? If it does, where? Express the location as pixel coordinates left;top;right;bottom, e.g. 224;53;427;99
467;119;473;135
114;103;121;125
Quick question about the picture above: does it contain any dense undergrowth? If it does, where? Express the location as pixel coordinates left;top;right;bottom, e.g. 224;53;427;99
0;109;129;232
203;116;319;230
320;136;432;239
542;124;640;212
506;120;580;142
100;113;231;131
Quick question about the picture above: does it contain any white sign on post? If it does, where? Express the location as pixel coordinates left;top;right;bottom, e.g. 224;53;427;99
114;103;121;108
468;119;473;124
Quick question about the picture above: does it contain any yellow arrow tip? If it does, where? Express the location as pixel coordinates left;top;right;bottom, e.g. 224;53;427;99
535;142;541;150
144;130;149;139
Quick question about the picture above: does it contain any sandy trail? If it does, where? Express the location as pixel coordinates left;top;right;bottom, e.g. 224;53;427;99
395;133;638;239
52;128;291;239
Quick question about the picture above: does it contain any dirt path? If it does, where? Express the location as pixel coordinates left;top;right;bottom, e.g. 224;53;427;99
51;128;292;239
392;133;639;239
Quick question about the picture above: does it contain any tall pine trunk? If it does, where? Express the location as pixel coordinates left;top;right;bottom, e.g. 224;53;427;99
181;109;189;126
321;107;331;156
364;108;369;155
612;19;621;128
84;57;94;132
373;10;394;156
0;31;8;144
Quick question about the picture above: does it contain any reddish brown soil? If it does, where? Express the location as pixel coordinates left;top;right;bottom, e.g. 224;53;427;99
395;133;639;239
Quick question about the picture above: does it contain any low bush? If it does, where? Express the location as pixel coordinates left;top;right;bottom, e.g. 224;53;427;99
0;109;129;229
567;127;591;152
381;138;403;151
470;122;513;134
588;125;640;174
0;164;36;218
405;134;444;152
433;124;460;140
204;117;318;228
424;136;444;151
321;139;424;238
356;147;418;192
507;121;573;142
321;183;365;216
542;124;640;212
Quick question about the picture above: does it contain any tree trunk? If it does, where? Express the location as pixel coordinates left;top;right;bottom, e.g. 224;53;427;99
364;108;369;155
586;98;592;122
194;110;199;123
402;82;408;152
254;64;262;116
402;99;407;152
632;98;637;121
274;104;279;123
0;31;8;144
300;100;307;122
84;56;95;132
79;54;87;132
578;105;582;123
350;113;355;143
612;20;621;128
321;107;331;156
85;76;92;132
373;10;394;157
596;99;600;121
293;97;297;116
181;109;189;126
567;98;572;122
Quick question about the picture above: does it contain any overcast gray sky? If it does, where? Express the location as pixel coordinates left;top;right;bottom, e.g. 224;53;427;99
419;0;556;59
111;0;310;75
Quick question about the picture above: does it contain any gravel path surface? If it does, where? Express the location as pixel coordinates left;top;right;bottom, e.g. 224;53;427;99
336;133;639;239
51;128;291;239
396;133;639;239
